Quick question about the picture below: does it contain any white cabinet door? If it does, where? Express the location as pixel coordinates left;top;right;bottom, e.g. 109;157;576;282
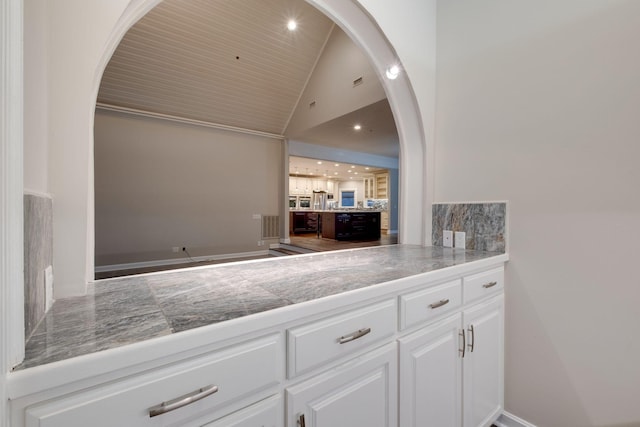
399;313;462;427
463;295;504;427
286;343;397;427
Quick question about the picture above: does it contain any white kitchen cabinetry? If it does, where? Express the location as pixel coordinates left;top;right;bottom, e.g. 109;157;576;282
286;343;397;427
202;395;281;427
287;299;396;377
463;295;504;427
398;268;504;427
23;335;281;427
399;313;463;427
10;259;506;427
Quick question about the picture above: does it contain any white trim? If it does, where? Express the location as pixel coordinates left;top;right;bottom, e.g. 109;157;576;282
1;0;25;425
96;103;285;140
94;251;269;273
495;411;538;427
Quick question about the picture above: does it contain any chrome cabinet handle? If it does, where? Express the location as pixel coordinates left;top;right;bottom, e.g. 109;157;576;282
468;324;475;352
338;327;371;344
428;299;450;309
298;413;306;427
482;281;498;289
459;329;466;358
149;385;218;417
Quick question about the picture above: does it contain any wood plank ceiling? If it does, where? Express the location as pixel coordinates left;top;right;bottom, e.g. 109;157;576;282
98;0;335;136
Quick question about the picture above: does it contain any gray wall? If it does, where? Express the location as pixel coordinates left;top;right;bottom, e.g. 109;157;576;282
94;109;282;267
434;1;640;426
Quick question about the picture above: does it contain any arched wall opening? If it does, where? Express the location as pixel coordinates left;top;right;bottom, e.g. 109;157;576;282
87;0;428;289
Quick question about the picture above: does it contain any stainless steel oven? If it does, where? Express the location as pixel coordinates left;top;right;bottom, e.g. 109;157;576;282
298;196;311;209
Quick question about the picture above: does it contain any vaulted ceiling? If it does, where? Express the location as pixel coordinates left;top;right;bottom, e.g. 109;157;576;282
97;0;398;158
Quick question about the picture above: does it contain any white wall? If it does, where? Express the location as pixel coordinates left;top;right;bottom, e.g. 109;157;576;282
32;0;132;296
23;0;47;193
94;109;282;266
285;25;386;136
434;1;640;426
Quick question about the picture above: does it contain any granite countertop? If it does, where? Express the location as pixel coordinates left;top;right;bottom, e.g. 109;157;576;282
17;245;504;370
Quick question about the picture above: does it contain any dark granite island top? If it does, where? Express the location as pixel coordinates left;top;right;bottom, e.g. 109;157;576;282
16;245;507;370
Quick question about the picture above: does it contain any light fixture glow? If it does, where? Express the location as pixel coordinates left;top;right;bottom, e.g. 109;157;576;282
334;163;340;167
354;124;362;131
317;161;322;165
287;19;297;31
386;64;400;80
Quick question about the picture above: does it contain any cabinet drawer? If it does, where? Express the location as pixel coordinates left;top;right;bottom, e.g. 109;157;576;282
202;394;281;427
463;267;504;304
399;279;462;330
25;335;281;427
287;299;396;377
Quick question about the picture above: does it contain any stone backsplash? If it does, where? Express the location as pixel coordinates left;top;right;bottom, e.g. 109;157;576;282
24;192;53;339
432;202;507;252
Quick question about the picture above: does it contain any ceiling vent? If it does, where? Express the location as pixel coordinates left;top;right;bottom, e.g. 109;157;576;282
353;76;364;87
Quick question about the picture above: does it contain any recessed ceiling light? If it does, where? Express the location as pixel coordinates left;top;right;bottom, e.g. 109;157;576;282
334;172;339;175
354;124;362;131
348;170;352;173
350;165;356;169
317;161;322;165
386;64;400;80
354;172;358;175
287;19;297;31
365;167;370;170
335;163;340;167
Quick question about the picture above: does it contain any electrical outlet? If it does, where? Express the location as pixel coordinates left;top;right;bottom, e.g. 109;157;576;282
45;266;54;312
443;230;453;247
172;246;180;253
258;240;264;246
455;231;466;249
252;214;261;220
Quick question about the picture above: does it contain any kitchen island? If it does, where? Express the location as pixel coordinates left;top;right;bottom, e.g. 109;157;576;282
290;210;382;240
9;245;508;427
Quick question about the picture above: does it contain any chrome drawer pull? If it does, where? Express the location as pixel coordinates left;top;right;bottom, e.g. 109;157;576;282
298;413;306;427
149;384;218;417
459;329;466;358
338;327;371;344
482;281;498;289
467;324;475;352
428;299;450;309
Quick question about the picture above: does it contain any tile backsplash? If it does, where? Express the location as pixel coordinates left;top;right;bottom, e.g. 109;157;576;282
24;192;53;339
432;202;507;252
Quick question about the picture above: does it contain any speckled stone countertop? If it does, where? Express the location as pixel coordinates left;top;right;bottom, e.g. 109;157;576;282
17;245;504;370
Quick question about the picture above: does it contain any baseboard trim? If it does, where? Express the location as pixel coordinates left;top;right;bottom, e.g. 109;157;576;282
495;411;537;427
95;250;269;273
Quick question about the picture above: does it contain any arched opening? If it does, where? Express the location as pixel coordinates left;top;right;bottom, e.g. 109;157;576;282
90;0;426;279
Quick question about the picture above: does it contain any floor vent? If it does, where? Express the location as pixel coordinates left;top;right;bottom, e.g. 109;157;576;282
262;215;279;239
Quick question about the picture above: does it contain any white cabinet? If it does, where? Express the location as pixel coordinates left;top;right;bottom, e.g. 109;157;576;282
287;299;396;377
202;395;281;427
399;313;463;427
463;295;504;427
398;269;505;427
11;261;506;427
286;343;397;427
23;335;281;427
